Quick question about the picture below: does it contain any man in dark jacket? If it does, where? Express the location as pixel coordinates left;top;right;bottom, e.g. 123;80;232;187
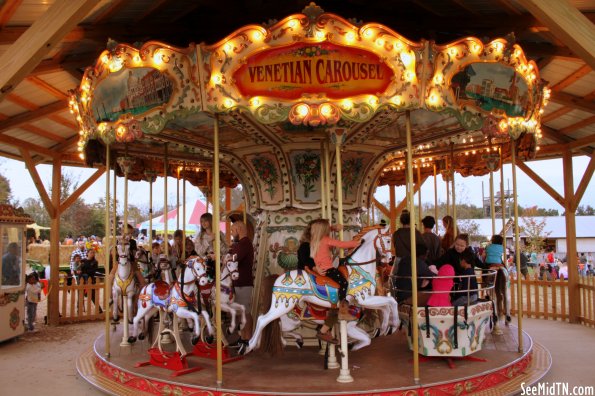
394;243;436;306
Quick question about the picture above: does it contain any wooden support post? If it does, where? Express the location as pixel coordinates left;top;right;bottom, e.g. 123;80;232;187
417;166;422;231
48;156;61;326
563;152;580;323
511;143;524;352
213;115;223;386
389;185;396;234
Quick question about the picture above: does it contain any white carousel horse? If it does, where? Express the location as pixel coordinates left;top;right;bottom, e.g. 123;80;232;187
245;227;398;354
112;241;137;325
128;256;215;355
280;304;378;351
210;254;246;335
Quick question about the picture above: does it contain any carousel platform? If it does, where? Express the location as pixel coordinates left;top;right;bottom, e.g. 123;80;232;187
77;325;550;396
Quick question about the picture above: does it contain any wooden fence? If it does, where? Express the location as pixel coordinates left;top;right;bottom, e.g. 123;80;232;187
57;280;106;324
510;274;595;328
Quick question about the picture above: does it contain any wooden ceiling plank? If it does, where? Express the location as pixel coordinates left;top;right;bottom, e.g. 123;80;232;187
26;76;69;101
0;0;24;27
550;64;592;92
559;115;595;135
0;26;86;45
0;133;55;157
20;148;55;218
0;0;101;101
550;91;595;114
59;166;105;214
0;100;67;134
92;0;128;25
449;0;480;16
495;0;523;15
133;0;171;23
572;154;595;211
516;0;595;69
568;133;595;151
542;107;572;123
515;160;565;207
6;92;38;111
20;124;66;143
48;115;77;131
50;135;79;153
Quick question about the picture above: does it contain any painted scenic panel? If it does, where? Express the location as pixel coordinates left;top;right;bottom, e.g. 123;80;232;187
339;151;373;204
92;68;174;122
290;150;322;204
451;63;529;117
245;152;283;205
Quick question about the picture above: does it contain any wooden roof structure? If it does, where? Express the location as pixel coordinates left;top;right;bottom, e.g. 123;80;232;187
0;0;593;183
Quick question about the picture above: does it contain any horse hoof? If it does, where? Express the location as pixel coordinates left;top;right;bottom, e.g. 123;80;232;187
138;333;145;341
238;343;247;355
296;340;304;349
205;335;214;344
191;336;199;345
128;336;137;344
113;315;120;322
506;315;512;323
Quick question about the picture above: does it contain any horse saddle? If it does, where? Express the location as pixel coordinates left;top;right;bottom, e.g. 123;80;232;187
303;265;349;288
153;280;171;300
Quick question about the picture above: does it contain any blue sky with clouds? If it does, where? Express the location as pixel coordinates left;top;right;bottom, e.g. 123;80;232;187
1;156;594;215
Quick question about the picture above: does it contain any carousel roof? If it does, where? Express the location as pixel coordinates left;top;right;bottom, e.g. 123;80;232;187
0;1;593;192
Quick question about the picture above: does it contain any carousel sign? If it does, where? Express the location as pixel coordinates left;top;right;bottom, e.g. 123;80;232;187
233;43;393;100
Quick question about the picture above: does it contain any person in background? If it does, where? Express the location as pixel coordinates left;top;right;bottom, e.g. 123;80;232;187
482;235;504;269
184;237;198;259
2;242;20;285
194;213;228;281
440;215;459;253
71;254;83;284
297;220;316;271
64;234;74;245
392;210;424;264
25;273;43;331
427;264;455;307
81;250;99;284
228;220;255;354
70;241;88;285
421;215;442;262
394;243;436;306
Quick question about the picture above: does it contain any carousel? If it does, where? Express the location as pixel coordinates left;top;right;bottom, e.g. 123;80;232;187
69;4;552;395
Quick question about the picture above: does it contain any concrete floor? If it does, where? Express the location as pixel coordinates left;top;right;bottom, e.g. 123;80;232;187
520;318;595;388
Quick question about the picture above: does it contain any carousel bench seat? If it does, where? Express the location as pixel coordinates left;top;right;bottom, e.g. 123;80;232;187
398;300;493;357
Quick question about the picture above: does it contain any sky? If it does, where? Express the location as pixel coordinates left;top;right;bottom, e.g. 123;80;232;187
1;155;594;218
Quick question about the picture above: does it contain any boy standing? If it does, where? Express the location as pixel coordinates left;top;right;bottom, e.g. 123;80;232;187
25;273;43;331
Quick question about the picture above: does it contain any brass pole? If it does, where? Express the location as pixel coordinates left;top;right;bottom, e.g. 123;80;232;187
213;115;223;386
104;143;111;357
450;144;457;234
445;158;450;217
320;140;327;219
511;141;523;353
225;187;231;245
371;202;376;224
324;139;332;221
182;163;186;259
500;146;506;241
490;169;496;237
417;166;422;231
149;178;153;248
176;166;180;231
206;169;211;213
121;157;130;346
334;133;344;245
164;144;168;258
406;111;420;383
433;163;438;234
112;159;117;273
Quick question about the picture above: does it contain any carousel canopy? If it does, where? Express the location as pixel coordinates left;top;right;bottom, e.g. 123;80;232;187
0;1;593;211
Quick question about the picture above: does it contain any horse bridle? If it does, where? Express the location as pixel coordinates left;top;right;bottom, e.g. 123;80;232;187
345;229;392;265
221;259;238;281
187;258;208;284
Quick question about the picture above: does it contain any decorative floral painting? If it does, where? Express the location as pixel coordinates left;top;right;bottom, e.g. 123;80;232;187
247;152;283;204
290;150;321;203
339;151;373;204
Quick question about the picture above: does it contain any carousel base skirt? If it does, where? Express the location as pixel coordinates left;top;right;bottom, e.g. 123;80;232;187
77;325;550;396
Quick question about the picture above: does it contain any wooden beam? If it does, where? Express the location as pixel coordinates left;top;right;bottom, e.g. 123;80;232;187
48;156;61;325
372;198;390;217
542;107;573;123
0;0;100;101
133;0;170;23
572;155;595;211
550;91;595;114
26;76;69;100
20;149;55;218
92;0;128;24
551;64;592;92
516;0;595;69
6;92;37;110
0;25;86;45
515;160;565;207
59;167;105;214
495;0;522;15
50;135;79;153
48;115;77;131
0;133;56;157
20;124;66;143
562;151;579;323
0;100;67;133
568;133;595;151
559;115;595;135
0;0;24;27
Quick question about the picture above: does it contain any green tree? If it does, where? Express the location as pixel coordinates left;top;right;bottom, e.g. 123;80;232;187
576;205;595;216
520;207;550;254
0;172;12;203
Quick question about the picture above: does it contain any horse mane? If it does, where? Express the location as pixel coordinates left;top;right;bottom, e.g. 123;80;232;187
352;225;384;242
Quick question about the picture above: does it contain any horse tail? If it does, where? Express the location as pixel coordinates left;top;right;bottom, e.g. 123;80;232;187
495;269;506;318
259;275;284;356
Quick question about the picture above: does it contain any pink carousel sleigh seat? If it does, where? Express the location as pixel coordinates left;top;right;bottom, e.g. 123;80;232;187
427;264;455;307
